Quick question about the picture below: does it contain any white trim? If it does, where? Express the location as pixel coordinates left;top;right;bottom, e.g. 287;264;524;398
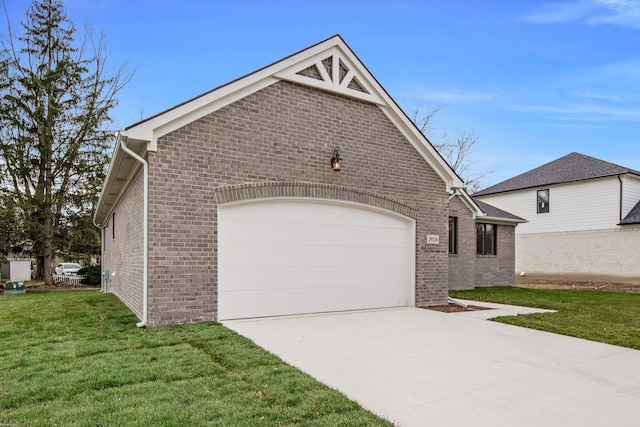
221;196;415;222
123;36;462;191
119;135;149;328
451;190;485;218
126;76;279;150
222;196;417;309
476;216;525;225
218;197;416;320
97;35;466;223
275;46;384;105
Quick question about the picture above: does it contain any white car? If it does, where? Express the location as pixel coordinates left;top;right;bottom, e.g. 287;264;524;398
55;263;82;275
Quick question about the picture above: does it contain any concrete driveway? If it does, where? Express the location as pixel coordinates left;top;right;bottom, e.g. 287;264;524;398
224;303;640;426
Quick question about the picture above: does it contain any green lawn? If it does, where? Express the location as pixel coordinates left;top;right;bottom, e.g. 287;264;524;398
0;291;392;426
450;287;640;350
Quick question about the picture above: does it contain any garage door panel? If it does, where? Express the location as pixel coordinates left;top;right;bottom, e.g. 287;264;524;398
218;199;415;320
222;217;409;247
222;264;409;291
224;201;402;227
219;282;409;320
221;242;408;268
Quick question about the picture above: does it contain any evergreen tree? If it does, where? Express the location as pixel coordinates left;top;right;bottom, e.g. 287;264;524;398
0;0;130;283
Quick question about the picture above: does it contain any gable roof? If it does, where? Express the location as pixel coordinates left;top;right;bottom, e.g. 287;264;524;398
472;198;526;223
620;200;640;225
474;152;640;196
95;34;468;224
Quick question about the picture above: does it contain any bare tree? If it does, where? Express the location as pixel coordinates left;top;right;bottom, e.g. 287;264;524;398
0;0;131;283
411;103;492;193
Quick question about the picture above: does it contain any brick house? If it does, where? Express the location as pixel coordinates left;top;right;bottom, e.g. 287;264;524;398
474;152;640;284
94;35;522;326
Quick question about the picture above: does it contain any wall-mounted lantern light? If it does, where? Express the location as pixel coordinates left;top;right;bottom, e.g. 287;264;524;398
331;146;342;172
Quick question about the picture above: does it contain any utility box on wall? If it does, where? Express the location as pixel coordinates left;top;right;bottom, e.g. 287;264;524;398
5;281;26;295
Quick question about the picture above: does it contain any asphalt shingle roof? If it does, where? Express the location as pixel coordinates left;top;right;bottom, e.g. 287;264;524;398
621;200;640;225
472;198;526;222
474;152;640;196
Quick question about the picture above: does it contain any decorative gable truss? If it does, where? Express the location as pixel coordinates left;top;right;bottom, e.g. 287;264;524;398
96;36;469;225
275;47;384;105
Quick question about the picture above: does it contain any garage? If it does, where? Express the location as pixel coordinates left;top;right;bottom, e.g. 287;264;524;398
218;199;415;320
96;35;483;327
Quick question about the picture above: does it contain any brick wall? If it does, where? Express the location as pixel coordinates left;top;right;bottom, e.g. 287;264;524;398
475;223;516;287
448;196;477;290
143;80;449;326
516;226;640;282
102;166;145;318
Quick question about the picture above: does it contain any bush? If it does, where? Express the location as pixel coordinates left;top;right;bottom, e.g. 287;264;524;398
78;265;101;286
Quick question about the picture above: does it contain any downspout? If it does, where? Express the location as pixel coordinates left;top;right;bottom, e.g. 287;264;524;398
92;217;105;293
119;134;149;328
618;175;623;223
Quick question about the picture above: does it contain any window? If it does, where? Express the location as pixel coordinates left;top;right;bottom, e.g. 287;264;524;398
112;212;115;239
476;223;497;255
537;189;549;213
448;217;458;254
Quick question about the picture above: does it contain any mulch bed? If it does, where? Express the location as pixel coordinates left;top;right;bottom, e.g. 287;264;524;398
421;303;491;313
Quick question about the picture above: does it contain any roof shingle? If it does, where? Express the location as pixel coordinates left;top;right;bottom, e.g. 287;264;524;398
621;200;640;225
472;198;526;222
474;152;640;196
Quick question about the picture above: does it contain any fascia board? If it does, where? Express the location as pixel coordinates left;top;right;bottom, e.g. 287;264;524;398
99;35;465;222
328;39;464;191
378;105;464;192
125;35;463;193
125;76;279;151
94;133;145;225
94;134;124;225
454;191;485;218
476;216;528;225
125;37;350;149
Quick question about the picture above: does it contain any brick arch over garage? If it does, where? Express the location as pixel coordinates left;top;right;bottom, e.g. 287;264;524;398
214;182;419;219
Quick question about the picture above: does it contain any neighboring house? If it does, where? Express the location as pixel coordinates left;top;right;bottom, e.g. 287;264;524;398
474;152;640;284
94;35;521;326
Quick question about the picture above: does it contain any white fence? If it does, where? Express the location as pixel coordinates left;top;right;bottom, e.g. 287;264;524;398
53;274;85;285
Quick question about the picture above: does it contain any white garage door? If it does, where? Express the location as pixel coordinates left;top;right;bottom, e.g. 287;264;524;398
218;199;415;320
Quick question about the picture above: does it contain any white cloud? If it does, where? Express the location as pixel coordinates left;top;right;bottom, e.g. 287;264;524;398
520;1;597;23
569;90;621;101
403;85;494;104
507;102;640;120
520;0;640;29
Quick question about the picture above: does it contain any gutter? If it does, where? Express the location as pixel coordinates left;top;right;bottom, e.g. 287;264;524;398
91;213;106;293
119;132;149;328
95;222;106;293
478;216;527;225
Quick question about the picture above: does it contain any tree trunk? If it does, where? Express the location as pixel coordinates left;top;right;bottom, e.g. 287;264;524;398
36;255;44;281
42;212;54;286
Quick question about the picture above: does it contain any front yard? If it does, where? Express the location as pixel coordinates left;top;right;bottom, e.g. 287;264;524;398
0;291;391;426
451;286;640;350
4;287;639;425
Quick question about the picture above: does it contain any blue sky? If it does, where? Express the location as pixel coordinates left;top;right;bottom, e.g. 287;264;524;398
5;0;640;187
